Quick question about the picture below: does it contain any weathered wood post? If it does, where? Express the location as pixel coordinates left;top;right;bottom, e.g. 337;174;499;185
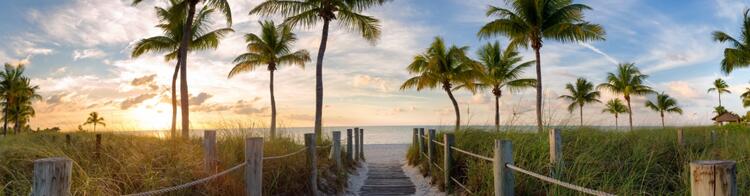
427;129;437;170
417;128;425;160
33;157;72;196
412;128;418;148
444;134;455;193
677;129;684;146
354;127;360;161
711;130;718;144
359;128;365;160
95;134;101;159
204;130;217;174
245;137;263;196
346;129;353;162
305;133;319;195
65;134;71;145
690;160;736;196
332;131;342;173
494;139;514;196
549;128;562;178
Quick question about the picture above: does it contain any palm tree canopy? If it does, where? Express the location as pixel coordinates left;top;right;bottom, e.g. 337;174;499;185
85;112;106;126
602;98;628;114
707;78;731;94
559;77;600;112
598;63;653;98
477;0;605;48
228;20;311;77
463;41;536;93
132;0;232;26
644;92;683;115
131;0;234;61
249;0;390;43
400;37;483;92
712;9;750;74
0;64;41;127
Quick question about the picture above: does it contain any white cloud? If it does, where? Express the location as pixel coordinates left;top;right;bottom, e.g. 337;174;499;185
73;49;106;60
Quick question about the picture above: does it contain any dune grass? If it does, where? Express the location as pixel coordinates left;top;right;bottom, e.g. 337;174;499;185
407;125;750;195
0;130;349;195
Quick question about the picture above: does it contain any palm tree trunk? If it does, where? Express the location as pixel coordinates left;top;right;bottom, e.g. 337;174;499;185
178;0;198;139
579;105;584;127
170;60;179;139
660;112;665;129
614;114;618;130
494;94;500;132
626;97;633;131
269;69;276;139
13;112;20;134
314;19;330;140
444;83;460;132
2;98;7;136
94;124;97;132
718;92;722;107
533;46;543;133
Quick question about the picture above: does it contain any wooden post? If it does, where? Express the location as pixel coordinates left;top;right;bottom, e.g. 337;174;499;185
711;130;717;144
354;127;360;161
444;134;455;193
359;128;365;160
549;128;562;178
412;128;418;148
417;128;425;160
428;129;437;167
33;157;72;196
305;133;319;195
346;129;353;162
677;129;684;146
245;137;263;196
204;130;217;174
332;131;342;173
690;160;736;196
494;140;514;196
65;134;71;145
95;134;101;159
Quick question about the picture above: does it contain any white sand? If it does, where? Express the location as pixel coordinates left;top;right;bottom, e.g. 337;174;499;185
346;144;443;196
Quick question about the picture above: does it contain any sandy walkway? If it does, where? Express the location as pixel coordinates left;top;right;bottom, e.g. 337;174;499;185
346;144;442;196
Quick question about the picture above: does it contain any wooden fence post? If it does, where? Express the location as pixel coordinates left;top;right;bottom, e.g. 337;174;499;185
354;127;360;161
332;131;342;173
711;130;717;144
245;137;263;196
690;160;736;196
494;140;514;196
428;129;437;170
65;134;71;145
677;129;684;146
204;130;217;174
444;134;455;193
549;128;562;178
359;128;365;160
33;157;72;196
418;128;425;160
412;128;418;148
346;129;353;162
95;134;101;159
305;133;319;196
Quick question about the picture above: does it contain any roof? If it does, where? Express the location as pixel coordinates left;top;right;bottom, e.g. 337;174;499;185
712;112;742;122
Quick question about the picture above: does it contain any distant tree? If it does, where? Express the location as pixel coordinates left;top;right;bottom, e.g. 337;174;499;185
742;84;750;108
228;21;310;139
598;63;653;131
707;78;731;107
0;64;41;135
84;112;106;132
712;9;750;74
601;99;628;129
401;37;483;132
645;92;683;129
477;0;605;132
559;78;601;127
714;105;729;115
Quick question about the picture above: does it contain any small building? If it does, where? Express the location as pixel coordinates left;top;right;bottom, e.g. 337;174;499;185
712;112;742;124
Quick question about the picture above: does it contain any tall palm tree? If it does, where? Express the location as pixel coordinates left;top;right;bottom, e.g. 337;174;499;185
645;92;683;129
132;0;232;139
84;112;106;132
0;64;36;135
598;63;653;131
132;0;233;139
250;0;390;138
400;37;482;132
477;0;605;132
712;9;750;74
228;21;310;139
707;78;731;107
12;78;40;133
741;83;750;108
559;77;600;127
601;98;628;129
467;42;535;131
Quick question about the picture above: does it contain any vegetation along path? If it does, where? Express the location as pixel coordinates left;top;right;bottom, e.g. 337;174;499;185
360;144;416;195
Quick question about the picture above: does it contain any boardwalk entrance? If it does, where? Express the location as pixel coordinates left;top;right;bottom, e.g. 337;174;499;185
359;144;416;196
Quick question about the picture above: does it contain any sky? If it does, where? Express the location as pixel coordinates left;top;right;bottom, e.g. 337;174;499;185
1;0;750;131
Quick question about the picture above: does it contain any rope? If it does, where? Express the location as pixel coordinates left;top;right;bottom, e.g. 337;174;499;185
433;140;445;147
450;146;493;162
451;177;474;195
420;135;428;139
505;164;615;196
431;162;443;171
123;162;246;196
316;144;332;149
263;147;308;160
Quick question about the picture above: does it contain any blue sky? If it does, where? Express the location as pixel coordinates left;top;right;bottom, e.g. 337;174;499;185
1;0;749;130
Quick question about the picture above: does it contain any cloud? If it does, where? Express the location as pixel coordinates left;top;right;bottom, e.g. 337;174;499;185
579;42;618;65
665;81;701;99
352;74;392;92
189;92;213;106
73;49;106;60
121;93;157;110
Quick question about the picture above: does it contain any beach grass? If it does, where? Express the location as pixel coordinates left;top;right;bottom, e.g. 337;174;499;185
407;125;750;195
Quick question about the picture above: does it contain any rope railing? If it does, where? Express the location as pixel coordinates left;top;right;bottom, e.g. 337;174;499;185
451;177;474;195
450;146;493;162
123;162;246;196
505;164;615;196
263;147;308;160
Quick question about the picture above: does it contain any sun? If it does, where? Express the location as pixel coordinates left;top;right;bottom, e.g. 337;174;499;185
129;102;172;131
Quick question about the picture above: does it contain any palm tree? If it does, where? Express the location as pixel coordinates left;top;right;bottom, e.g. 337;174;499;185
11;78;40;133
559;77;600;127
712;9;750;74
714;105;729;115
467;42;535;131
84;112;106;132
598;63;653;131
741;84;750;108
707;78;731;107
645;92;683;129
132;0;232;139
0;64;39;135
477;0;605;132
228;21;310;139
400;37;483;132
250;0;389;138
601;98;628;129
